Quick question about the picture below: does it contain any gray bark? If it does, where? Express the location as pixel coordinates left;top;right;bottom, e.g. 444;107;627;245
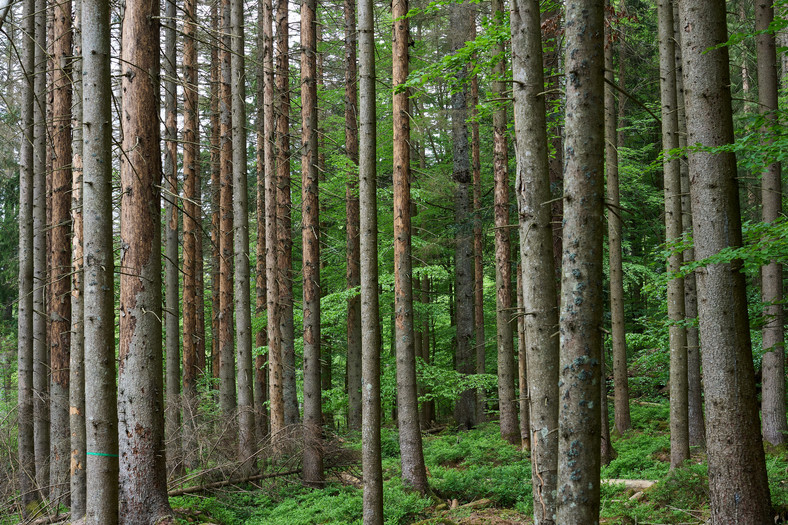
677;0;773;520
555;0;605;521
511;0;560;521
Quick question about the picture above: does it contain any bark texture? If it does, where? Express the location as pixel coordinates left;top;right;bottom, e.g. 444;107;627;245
678;0;773;520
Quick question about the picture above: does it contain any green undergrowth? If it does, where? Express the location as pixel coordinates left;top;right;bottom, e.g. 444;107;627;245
170;402;788;524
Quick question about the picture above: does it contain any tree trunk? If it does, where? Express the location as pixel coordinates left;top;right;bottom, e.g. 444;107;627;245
672;2;705;450
301;0;323;486
118;0;172;519
491;0;518;445
69;1;86;513
359;0;383;514
605;2;631;437
756;0;787;447
419;276;434;428
210;0;221;382
515;267;529;452
393;0;428;494
677;0;772;520
163;0;181;475
264;0;283;443
450;0;476;431
471;69;486;424
231;0;255;476
345;0;362;433
657;0;689;468
556;0;605;521
511;0;560;520
18;0;36;508
32;0;49;495
182;0;200;465
82;0;118;519
276;0;299;426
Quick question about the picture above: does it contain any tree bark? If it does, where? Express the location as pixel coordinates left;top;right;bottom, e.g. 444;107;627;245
163;0;181;475
301;0;323;486
210;0;221;381
118;0;172;519
677;0;772;520
756;0;787;447
359;0;383;515
471;68;486;425
555;0;605;521
393;0;428;494
515;267;530;452
511;0;560;520
345;0;362;433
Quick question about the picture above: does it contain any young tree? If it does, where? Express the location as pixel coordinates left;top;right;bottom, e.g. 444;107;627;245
555;0;605;521
491;0;519;446
232;0;255;475
677;0;772;519
756;0;786;446
450;0;477;431
359;0;382;513
511;0;560;520
163;0;181;472
657;0;689;467
393;0;428;494
345;0;362;433
117;0;172;519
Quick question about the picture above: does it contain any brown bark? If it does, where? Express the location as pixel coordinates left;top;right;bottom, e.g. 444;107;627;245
393;0;428;494
515;268;529;452
678;0;772;520
210;0;221;382
118;0;172;518
471;71;486;424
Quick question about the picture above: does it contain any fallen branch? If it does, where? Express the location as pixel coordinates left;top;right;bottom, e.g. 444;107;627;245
459;498;493;509
601;479;657;490
167;469;301;496
27;512;70;525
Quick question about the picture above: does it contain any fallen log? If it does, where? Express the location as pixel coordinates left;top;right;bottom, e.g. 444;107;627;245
601;479;657;490
167;469;302;496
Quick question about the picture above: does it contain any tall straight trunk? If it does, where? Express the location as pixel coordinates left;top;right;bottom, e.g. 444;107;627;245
605;4;631;437
359;0;382;514
69;1;86;513
231;0;255;476
471;71;485;424
118;0;172;519
672;3;705;449
515;268;530;451
491;0;518;445
254;0;269;444
182;0;200;461
33;0;49;494
219;0;236;417
82;0;118;519
450;1;476;431
677;0;772;520
18;0;36;508
657;0;689;468
556;0;605;521
276;0;299;426
543;8;563;275
263;0;283;441
419;276;434;427
210;0;221;381
345;0;362;433
392;0;428;494
756;0;787;446
301;0;323;484
511;0;560;521
163;0;181;474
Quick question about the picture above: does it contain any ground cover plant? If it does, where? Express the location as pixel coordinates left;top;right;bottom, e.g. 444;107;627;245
166;402;788;524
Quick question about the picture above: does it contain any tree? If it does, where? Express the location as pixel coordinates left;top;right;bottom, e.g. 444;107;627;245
359;0;383;513
677;0;772;519
555;0;605;520
657;0;689;468
393;0;428;494
163;0;181;473
345;0;362;433
17;0;36;509
117;0;172;518
491;0;519;446
511;0;560;520
756;0;786;446
232;0;255;475
450;0;476;431
300;0;323;486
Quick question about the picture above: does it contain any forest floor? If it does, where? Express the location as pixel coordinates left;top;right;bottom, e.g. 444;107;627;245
169;402;788;525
